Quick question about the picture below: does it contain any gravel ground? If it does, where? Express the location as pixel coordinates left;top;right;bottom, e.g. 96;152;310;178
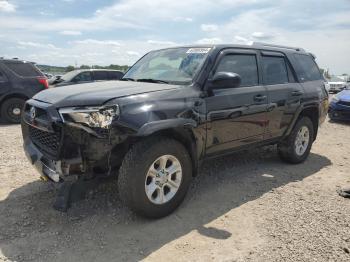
0;118;349;261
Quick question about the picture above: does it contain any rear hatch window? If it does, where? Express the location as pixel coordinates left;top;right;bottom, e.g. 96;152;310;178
3;61;43;77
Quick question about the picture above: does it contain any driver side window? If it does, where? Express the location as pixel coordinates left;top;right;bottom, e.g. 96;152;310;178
216;54;259;87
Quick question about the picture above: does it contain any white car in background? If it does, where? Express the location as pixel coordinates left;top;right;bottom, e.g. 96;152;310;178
328;76;348;93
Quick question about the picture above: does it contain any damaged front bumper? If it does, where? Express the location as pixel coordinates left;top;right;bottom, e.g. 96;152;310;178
21;99;129;184
24;139;63;183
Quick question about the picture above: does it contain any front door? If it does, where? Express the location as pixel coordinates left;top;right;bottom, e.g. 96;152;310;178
205;50;268;156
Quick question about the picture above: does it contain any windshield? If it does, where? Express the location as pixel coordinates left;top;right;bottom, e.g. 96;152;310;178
123;47;211;84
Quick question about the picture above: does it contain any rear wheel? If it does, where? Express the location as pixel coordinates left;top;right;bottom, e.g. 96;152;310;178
1;97;26;124
118;137;192;218
278;117;314;164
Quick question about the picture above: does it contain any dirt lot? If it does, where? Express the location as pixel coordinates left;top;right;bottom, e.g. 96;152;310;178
0;118;350;262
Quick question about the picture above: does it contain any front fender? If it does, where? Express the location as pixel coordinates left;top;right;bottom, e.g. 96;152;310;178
136;118;197;136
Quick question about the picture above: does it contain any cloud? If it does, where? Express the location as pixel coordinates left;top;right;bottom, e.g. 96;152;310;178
200;24;218;32
196;37;222;44
173;17;193;22
17;41;60;50
251;32;274;40
73;39;121;46
0;0;15;12
233;36;252;45
60;30;82;36
126;51;141;56
147;40;177;45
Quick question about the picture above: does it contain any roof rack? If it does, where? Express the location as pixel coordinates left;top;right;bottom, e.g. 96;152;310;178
252;42;304;52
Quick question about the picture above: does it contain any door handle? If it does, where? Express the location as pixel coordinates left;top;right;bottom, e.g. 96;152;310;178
291;90;303;96
254;94;267;102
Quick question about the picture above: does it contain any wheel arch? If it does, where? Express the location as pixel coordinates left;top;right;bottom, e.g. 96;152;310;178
0;92;29;106
286;105;319;141
140;127;200;177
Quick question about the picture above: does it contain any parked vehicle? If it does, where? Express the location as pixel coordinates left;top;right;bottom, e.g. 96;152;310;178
48;75;62;85
21;43;328;218
51;69;124;87
328;76;348;93
328;87;350;121
0;58;48;123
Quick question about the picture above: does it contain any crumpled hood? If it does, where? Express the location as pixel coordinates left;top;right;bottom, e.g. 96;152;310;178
33;81;181;107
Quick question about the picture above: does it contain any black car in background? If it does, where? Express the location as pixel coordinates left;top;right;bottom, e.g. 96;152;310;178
51;69;124;87
0;58;48;123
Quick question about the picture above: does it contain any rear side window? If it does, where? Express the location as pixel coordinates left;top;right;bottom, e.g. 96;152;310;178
293;54;322;82
4;62;41;77
216;54;259;87
93;71;109;81
73;72;92;82
108;71;123;80
262;56;289;85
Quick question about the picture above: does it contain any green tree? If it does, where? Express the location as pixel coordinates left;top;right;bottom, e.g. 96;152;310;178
80;65;90;69
65;65;75;72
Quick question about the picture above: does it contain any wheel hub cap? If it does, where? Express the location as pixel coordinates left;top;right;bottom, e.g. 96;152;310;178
294;126;310;156
145;155;182;205
12;108;21;116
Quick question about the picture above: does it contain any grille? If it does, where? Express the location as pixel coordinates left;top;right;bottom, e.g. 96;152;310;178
338;101;350;107
29;126;61;155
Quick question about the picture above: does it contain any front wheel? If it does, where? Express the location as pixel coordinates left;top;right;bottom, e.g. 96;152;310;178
118;137;192;218
278;117;314;164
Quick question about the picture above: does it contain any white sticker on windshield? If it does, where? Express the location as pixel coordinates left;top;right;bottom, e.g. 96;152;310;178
186;48;211;54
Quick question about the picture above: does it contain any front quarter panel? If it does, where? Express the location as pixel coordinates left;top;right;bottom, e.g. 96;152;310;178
108;86;207;160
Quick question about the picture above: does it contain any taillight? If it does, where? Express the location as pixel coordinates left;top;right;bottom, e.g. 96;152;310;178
37;77;49;89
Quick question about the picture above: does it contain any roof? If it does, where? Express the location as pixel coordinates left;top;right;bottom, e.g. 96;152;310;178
154;42;309;55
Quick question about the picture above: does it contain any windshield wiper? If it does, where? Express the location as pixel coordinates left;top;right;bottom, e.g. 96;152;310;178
121;77;136;81
136;78;169;84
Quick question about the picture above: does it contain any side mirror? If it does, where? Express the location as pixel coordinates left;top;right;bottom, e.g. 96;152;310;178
210;72;241;89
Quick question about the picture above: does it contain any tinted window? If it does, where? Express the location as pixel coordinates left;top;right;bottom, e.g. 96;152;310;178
108;71;123;80
93;71;109;81
4;62;41;77
73;72;92;82
293;54;322;82
216;54;258;87
262;56;289;85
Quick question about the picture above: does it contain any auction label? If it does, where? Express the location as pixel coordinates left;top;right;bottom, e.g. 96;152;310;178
186;48;211;54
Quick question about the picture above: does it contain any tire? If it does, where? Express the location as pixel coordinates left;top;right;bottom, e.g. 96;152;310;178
278;117;314;164
118;137;192;218
1;97;26;124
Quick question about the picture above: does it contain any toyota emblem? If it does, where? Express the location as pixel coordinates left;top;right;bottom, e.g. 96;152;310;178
29;106;36;120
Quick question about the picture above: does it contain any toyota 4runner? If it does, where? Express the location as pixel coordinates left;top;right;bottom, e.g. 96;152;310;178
21;43;328;218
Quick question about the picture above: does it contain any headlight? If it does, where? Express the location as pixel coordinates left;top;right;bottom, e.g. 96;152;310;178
59;105;119;129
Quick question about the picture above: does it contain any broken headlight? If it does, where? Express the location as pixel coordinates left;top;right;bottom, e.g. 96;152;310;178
59;105;120;129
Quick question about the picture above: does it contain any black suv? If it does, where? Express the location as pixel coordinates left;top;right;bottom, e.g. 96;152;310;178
21;43;328;218
51;69;124;87
0;59;48;123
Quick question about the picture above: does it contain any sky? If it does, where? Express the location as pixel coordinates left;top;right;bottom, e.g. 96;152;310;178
0;0;350;74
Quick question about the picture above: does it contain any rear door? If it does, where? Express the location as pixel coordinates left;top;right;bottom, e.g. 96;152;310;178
205;49;268;155
260;51;304;139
